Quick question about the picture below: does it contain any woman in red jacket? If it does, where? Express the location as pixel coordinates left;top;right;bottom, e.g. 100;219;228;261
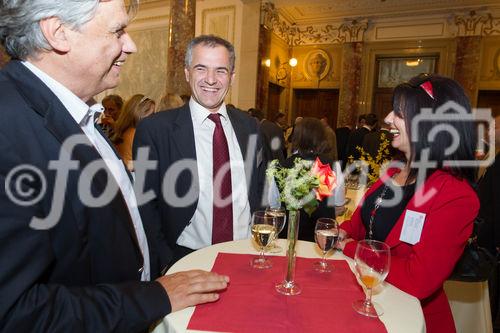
338;74;479;333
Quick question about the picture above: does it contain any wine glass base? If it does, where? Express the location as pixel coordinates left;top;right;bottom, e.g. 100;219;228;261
250;257;272;269
352;299;384;317
313;261;332;273
275;281;302;295
267;243;283;254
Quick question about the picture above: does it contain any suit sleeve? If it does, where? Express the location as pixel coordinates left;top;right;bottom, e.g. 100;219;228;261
0;139;170;332
133;121;173;277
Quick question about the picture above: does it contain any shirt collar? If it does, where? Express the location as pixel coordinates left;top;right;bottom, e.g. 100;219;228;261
189;98;228;127
22;61;89;126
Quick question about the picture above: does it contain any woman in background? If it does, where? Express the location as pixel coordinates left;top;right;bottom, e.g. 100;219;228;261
111;94;155;171
337;74;479;333
279;117;344;241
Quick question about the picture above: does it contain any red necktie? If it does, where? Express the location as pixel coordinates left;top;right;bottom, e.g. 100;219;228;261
208;113;233;244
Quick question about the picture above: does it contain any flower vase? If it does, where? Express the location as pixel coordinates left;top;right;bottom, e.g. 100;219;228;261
275;209;301;295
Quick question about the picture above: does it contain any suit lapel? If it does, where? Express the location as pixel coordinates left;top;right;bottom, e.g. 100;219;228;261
5;61;142;255
172;104;197;160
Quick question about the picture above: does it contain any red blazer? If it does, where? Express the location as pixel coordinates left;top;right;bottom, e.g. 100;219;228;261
341;168;479;333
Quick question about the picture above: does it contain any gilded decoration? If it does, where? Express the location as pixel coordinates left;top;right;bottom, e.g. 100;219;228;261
455;11;500;37
261;1;367;46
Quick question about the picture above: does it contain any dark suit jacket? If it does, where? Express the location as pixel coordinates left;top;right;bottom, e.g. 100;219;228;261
260;119;285;162
0;61;169;332
478;153;500;255
133;104;267;274
346;126;370;161
334;126;351;168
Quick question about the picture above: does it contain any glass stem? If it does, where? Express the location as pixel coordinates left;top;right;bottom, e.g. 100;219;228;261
259;247;265;260
365;287;373;308
322;251;327;266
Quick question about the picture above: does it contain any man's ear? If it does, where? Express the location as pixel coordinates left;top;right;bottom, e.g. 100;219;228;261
39;17;70;53
184;67;190;83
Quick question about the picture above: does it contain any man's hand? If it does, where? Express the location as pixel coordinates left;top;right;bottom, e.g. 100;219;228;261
156;270;229;312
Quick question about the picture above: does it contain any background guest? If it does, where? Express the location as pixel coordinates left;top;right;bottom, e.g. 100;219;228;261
346;113;378;161
321;116;338;161
338;74;479;333
157;93;183;112
100;94;124;137
281;117;344;241
112;94;155;171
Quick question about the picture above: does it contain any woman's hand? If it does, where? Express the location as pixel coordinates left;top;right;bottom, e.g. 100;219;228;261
336;237;355;251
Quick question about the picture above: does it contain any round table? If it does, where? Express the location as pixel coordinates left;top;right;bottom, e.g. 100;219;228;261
152;239;425;333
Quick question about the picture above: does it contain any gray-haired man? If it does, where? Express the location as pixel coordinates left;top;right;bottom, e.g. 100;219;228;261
0;1;228;332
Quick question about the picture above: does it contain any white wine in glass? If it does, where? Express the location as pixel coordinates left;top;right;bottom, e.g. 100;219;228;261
265;207;286;253
352;239;391;317
250;211;276;269
313;218;339;272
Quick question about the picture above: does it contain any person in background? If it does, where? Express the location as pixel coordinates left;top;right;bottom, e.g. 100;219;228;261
337;74;479;333
362;119;397;161
335;124;352;170
321;116;338;161
100;94;123;136
134;35;267;270
0;1;229;332
157;93;183;112
281;117;344;241
477;114;500;328
274;112;288;129
253;108;286;163
345;113;378;161
111;94;156;171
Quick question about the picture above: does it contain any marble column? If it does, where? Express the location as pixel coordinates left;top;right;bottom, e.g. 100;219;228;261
454;36;482;106
337;42;363;127
165;0;195;96
255;25;272;112
0;46;9;69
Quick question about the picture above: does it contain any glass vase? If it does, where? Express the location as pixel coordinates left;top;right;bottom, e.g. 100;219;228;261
275;209;301;295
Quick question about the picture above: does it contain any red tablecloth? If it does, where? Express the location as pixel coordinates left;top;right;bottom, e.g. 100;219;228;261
188;252;387;333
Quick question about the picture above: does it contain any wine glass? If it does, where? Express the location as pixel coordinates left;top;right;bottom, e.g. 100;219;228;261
265;207;286;253
313;218;339;273
250;211;277;269
352;240;391;317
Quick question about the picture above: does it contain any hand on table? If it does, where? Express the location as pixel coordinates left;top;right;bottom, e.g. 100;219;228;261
336;229;354;251
156;270;229;312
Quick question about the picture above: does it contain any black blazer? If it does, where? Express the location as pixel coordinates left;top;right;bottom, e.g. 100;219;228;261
133;104;267;274
0;61;169;332
346;126;370;161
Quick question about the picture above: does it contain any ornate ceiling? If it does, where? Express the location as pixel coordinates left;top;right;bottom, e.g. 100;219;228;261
272;0;500;24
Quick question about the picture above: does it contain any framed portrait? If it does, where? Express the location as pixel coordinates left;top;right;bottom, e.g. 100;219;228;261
377;57;437;88
304;49;331;81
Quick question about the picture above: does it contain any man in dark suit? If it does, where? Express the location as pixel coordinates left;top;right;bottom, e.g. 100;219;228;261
345;113;378;161
250;108;286;162
134;35;266;269
0;1;228;332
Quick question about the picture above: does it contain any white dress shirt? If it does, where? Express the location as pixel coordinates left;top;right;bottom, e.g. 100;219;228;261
22;61;150;281
177;99;251;249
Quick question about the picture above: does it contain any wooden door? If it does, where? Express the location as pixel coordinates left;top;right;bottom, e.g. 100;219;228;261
293;89;339;128
478;90;500;117
267;83;283;121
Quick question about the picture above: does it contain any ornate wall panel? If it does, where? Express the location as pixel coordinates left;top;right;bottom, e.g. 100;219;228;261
201;6;236;43
96;28;169;104
479;36;500;89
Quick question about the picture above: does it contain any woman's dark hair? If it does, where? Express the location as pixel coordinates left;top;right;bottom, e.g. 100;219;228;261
291;117;332;155
392;73;477;183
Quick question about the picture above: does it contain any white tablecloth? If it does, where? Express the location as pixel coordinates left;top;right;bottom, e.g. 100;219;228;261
151;239;425;333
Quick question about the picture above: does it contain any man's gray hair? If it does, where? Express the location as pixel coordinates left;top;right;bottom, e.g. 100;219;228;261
0;0;139;60
184;35;236;73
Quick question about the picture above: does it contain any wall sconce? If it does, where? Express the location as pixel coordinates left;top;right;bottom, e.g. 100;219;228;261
288;57;298;67
264;58;271;67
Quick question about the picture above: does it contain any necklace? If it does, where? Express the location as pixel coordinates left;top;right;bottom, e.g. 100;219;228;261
367;184;390;240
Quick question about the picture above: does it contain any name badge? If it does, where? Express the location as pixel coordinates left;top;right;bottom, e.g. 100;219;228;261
399;210;426;245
